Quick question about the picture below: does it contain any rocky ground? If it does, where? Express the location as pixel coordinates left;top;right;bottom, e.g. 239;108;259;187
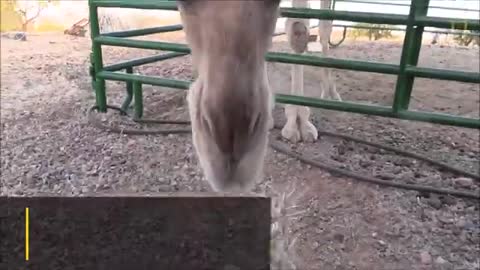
1;32;479;269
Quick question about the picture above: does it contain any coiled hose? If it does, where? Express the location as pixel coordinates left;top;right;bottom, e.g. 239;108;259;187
88;105;480;200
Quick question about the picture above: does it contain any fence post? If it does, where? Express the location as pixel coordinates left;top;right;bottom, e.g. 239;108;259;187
121;67;134;113
133;82;143;119
89;0;107;112
392;0;430;112
87;0;478;129
89;52;96;91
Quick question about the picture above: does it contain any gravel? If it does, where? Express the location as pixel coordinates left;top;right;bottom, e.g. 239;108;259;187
1;33;479;270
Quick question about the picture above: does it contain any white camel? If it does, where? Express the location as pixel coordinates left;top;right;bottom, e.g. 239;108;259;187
281;0;341;143
178;0;279;192
178;0;338;192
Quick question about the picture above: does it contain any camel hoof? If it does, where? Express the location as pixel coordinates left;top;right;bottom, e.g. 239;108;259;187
281;123;301;143
300;120;318;143
329;89;342;101
321;88;342;101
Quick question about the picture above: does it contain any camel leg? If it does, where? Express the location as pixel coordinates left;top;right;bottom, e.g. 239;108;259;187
281;62;302;143
265;64;275;131
318;0;342;101
296;66;318;143
282;6;318;143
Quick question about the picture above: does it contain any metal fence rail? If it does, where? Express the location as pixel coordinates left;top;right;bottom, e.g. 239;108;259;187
327;24;480;48
333;0;480;13
88;0;480;129
328;0;480;47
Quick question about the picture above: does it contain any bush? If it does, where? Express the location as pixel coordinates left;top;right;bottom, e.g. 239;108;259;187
453;30;480;47
348;23;399;41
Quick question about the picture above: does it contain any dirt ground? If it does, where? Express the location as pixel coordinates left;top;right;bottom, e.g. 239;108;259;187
1;31;479;270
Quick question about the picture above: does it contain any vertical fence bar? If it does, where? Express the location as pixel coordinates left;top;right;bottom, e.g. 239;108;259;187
392;0;430;112
121;67;134;113
89;0;107;112
133;82;143;119
89;52;96;92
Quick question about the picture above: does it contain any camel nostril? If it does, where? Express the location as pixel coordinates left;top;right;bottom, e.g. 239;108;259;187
200;117;210;135
199;113;215;137
250;113;262;135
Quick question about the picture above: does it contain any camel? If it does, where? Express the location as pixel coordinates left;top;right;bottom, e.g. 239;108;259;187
177;0;337;192
282;0;340;143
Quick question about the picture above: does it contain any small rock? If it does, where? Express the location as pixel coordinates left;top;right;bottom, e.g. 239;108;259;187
127;140;136;146
337;145;346;155
420;251;432;264
359;159;372;168
333;233;344;243
417;191;431;198
467;152;477;158
427;196;442;209
438;215;454;224
157;185;172;192
466;206;477;212
399;170;415;181
434;256;453;270
394;158;414;167
453;177;473;189
455;218;467;229
377;240;386;246
439;195;456;206
414;170;428;178
377;172;395;181
332;155;347;163
405;178;416;184
81;186;90;194
423;174;442;185
392;166;403;174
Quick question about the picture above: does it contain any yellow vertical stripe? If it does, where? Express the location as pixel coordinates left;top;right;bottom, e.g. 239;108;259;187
25;207;29;261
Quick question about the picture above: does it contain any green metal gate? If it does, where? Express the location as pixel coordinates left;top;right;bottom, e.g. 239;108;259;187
88;0;480;129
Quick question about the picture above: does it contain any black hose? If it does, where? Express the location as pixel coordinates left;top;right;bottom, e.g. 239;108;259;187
88;105;480;200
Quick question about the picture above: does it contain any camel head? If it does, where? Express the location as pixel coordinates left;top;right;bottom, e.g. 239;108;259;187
177;0;281;192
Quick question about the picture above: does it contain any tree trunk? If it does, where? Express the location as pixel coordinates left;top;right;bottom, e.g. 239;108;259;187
19;23;28;41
